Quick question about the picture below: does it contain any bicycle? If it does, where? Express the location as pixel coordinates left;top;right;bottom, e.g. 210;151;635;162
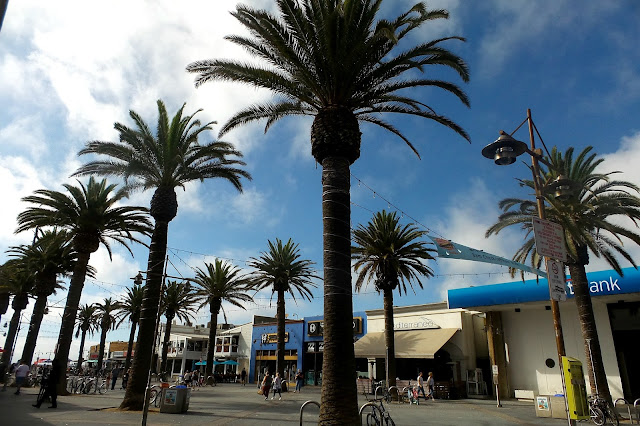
588;395;619;426
365;399;396;426
148;384;163;408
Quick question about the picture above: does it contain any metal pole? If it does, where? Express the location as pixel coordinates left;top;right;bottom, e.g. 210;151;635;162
526;109;574;426
141;255;169;426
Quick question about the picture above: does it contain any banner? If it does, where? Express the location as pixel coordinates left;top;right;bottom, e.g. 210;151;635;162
428;236;547;278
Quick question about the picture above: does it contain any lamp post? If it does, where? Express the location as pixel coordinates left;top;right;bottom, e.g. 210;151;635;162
482;108;574;426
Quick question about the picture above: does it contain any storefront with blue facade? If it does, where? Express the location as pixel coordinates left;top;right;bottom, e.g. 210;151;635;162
249;320;304;384
302;312;367;386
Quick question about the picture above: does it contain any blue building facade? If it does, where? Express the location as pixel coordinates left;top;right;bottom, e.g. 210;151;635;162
249;320;304;384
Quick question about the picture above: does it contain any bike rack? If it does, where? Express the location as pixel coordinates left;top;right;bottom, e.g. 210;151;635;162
374;385;383;400
634;398;640;424
359;401;384;425
299;400;320;425
614;398;631;424
388;386;401;403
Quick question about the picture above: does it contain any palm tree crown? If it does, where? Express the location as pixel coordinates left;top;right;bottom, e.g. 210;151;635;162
193;259;253;376
486;146;640;274
352;210;436;295
76;304;100;338
187;0;470;159
162;281;197;324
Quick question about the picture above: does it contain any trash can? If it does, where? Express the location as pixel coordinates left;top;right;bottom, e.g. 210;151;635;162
160;386;191;413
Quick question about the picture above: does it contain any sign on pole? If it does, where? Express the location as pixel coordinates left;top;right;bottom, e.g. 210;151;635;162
532;217;567;262
546;259;567;301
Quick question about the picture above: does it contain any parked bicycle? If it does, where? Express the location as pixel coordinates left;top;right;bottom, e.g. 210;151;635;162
588;395;619;426
365;399;396;426
148;384;163;408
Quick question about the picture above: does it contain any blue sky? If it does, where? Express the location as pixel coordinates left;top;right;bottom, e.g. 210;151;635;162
1;0;640;361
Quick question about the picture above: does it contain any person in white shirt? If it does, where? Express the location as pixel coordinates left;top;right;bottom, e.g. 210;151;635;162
416;371;426;399
14;360;30;395
271;372;282;400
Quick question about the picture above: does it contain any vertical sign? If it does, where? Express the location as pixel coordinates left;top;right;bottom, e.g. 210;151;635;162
532;217;567;262
547;259;567;301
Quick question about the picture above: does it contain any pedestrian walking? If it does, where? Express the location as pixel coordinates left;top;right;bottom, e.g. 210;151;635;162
32;359;60;409
260;372;272;401
294;369;304;393
416;371;427;399
271;372;282;400
426;372;435;400
241;368;247;386
14;360;30;395
121;368;131;389
111;365;121;390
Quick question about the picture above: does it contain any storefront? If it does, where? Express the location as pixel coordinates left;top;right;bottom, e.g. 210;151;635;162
249;320;304;384
355;302;487;398
448;267;640;402
303;312;367;386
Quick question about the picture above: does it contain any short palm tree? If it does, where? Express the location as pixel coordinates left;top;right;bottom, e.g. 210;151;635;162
118;285;144;371
247;239;318;380
9;230;92;365
95;297;122;373
352;210;435;391
0;259;35;368
16;177;152;393
193;259;253;378
72;99;251;410
486;146;640;404
75;303;100;370
159;281;197;376
187;1;469;421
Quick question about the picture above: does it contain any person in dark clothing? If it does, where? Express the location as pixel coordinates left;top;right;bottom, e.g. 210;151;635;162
111;365;121;390
33;360;60;408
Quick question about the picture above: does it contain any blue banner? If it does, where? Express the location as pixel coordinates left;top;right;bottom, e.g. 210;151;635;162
428;236;547;277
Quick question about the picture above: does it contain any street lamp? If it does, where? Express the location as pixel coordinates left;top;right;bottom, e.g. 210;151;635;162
482;108;574;426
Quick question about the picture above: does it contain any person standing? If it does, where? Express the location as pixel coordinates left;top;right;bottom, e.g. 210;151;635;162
426;372;435;400
121;367;131;389
271;372;282;400
261;372;272;401
294;369;304;393
241;368;247;386
111;365;121;390
416;371;426;399
14;360;30;395
32;359;59;408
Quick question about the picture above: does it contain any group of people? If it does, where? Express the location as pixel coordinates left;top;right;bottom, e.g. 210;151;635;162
259;369;304;401
417;371;435;400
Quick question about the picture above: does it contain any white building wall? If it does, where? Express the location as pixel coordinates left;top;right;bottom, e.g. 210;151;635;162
502;299;623;399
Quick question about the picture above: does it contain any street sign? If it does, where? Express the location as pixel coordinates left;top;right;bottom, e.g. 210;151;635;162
546;259;567;301
532;217;567;262
492;365;499;374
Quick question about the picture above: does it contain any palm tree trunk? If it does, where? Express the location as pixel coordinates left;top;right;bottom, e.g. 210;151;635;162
0;293;9;326
54;250;91;395
160;317;173;375
121;220;168;411
21;294;47;365
319;156;359;425
277;288;286;379
124;315;138;372
97;325;108;373
206;301;220;378
567;263;612;403
383;288;396;391
77;329;87;371
0;306;24;367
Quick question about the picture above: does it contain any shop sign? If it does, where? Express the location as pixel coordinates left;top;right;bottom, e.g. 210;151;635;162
393;316;440;330
261;332;289;344
306;341;325;353
308;317;362;336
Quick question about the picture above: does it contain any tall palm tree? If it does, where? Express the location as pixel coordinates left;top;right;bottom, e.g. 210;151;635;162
352;210;435;391
117;285;144;371
0;259;35;368
187;1;469;421
247;239;318;380
72;99;251;410
16;177;152;393
192;259;253;378
75;303;100;371
159;281;197;376
486;146;640;404
0;263;11;326
94;297;122;373
9;230;92;365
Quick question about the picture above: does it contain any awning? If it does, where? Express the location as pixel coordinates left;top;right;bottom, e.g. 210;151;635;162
354;328;458;359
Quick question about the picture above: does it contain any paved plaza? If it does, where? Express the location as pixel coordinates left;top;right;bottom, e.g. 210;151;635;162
1;383;575;425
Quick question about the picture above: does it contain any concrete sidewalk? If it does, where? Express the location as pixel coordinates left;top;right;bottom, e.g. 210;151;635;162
0;384;573;425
